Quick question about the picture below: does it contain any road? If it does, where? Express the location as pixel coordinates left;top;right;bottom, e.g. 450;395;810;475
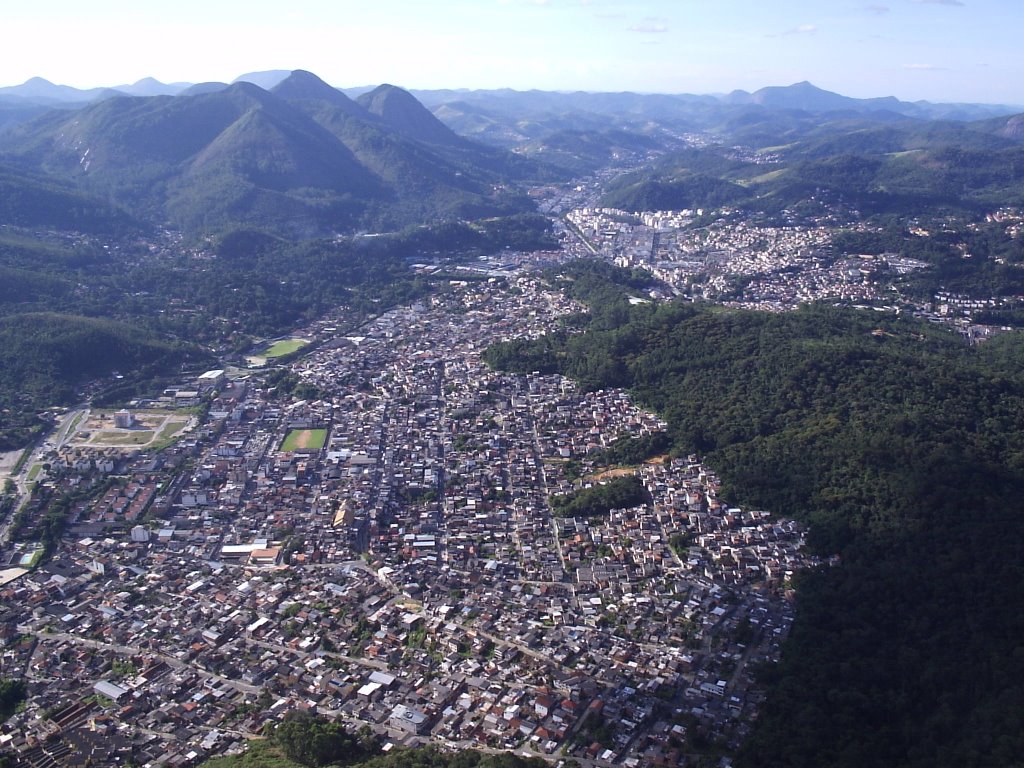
1;405;89;543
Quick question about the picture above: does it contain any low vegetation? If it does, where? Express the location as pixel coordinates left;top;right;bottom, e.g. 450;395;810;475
262;339;310;358
203;713;548;768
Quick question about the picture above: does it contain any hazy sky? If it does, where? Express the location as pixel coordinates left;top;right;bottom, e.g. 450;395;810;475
3;0;1020;104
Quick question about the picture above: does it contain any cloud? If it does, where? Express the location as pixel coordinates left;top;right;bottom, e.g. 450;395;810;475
864;4;889;14
904;63;947;70
768;24;817;37
628;17;669;33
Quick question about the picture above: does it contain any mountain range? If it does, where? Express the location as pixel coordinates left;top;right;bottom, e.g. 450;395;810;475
0;70;543;236
2;70;1024;237
3;73;1017;121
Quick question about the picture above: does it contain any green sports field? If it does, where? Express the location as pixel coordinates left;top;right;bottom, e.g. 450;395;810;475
261;338;310;358
281;428;327;452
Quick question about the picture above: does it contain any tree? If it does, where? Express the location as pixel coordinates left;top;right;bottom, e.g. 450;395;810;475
271;710;378;767
0;679;26;722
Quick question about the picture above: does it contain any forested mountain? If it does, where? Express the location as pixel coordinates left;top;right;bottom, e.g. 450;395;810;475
269;71;548;227
596;112;1024;216
0;163;135;233
3;74;1019;182
357;83;469;148
0;72;545;236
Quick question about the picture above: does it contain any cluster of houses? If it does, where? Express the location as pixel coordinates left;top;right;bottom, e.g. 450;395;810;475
566;207;909;309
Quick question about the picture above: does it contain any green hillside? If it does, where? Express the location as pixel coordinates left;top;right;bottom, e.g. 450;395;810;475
0;313;203;449
0;163;135;233
598;117;1024;217
274;72;545;226
601;172;749;211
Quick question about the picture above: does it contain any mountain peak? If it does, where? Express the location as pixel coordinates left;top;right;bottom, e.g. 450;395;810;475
115;77;188;97
357;84;465;147
273;70;343;100
272;70;370;119
750;81;850;111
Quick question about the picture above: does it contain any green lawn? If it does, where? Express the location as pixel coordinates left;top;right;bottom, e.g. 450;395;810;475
149;420;190;452
262;339;310;358
280;428;327;452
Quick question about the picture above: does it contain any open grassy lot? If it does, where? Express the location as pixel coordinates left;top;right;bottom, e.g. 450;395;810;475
261;338;310;358
280;428;327;452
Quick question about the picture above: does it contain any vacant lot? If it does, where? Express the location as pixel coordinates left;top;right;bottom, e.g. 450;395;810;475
70;410;194;451
281;428;327;452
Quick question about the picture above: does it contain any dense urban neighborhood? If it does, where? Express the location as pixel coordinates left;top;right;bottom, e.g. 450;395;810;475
0;230;826;766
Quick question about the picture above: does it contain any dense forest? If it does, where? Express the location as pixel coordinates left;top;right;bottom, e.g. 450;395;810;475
484;261;1024;768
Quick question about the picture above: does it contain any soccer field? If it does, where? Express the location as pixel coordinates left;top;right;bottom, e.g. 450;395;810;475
262;338;310;358
281;428;327;452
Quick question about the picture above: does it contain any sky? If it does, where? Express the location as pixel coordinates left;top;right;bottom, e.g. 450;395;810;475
2;0;1021;104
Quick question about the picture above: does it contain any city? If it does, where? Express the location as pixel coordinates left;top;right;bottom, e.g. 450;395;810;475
0;253;816;767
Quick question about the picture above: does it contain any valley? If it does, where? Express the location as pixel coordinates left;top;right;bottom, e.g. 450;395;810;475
0;70;1023;768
